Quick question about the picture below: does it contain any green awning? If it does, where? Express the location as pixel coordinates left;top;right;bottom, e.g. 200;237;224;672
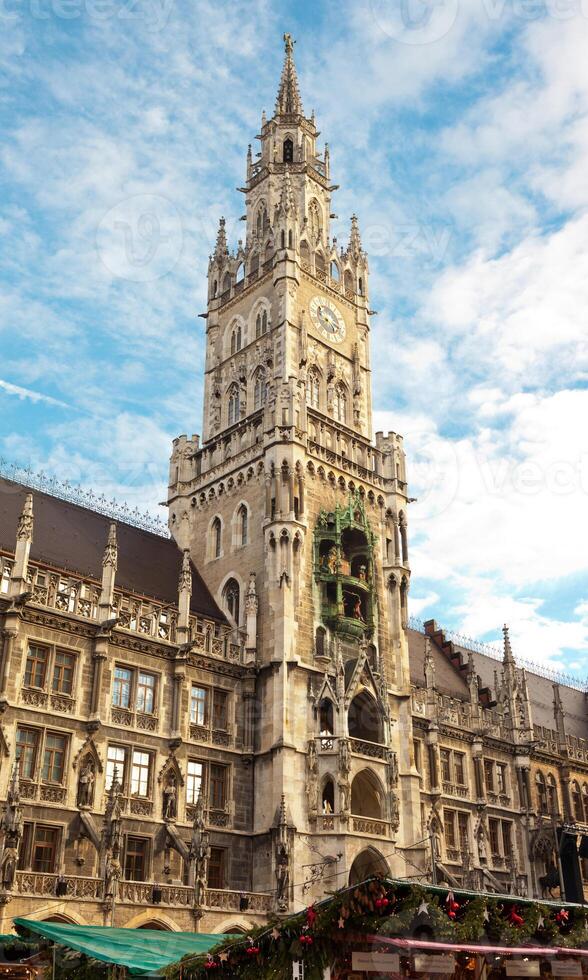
13;919;229;975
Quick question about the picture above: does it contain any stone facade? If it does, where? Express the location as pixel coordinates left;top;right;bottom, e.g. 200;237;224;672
0;35;587;934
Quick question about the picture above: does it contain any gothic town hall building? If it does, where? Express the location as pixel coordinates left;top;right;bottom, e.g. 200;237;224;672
1;37;588;934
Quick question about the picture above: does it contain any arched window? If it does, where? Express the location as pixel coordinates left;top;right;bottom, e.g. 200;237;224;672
330;261;340;281
223;578;240;624
212;279;218;298
358;276;364;295
315;251;326;274
255;309;268;338
230;323;242;355
322;778;335;814
288;229;293;248
237;504;248;546
319;699;334;735
222;271;231;293
211;517;222;559
348;691;383;744
227;384;240;426
283;138;294;163
256;203;267;239
351;770;385;818
547;773;558;815
249;252;259;275
344;270;354;294
300;240;310;265
572;781;584;823
315;626;326;659
254;369;268;410
308;200;321;243
306;368;320;408
334;382;347;423
235;263;244;284
536;772;547;814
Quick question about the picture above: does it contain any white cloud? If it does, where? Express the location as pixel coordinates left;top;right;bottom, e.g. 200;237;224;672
0;379;71;409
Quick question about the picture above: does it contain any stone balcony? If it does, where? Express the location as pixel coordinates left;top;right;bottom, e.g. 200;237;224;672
13;872;272;914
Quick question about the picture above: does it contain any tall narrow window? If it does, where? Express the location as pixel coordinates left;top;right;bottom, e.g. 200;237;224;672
124;837;148;881
210;764;227;809
283;138;294;162
222;578;240;624
457;812;469;851
213;691;229;731
24;645;48;689
440;749;451;784
136;672;156;714
238;504;248;545
208;847;225;888
131;750;150;797
190;686;208;726
484;759;495;793
106;744;126;789
489;818;500;856
230;324;242;355
52;651;75;695
444;809;456;848
211;517;222;559
187;760;204;804
42;734;66;784
306;368;320;408
16;728;39;780
32;826;58;873
112;666;132;709
227;384;240;426
254;370;268;410
547;774;558;814
334;383;347;423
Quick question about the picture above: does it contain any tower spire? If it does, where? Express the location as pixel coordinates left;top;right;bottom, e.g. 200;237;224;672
502;624;515;666
275;33;303;117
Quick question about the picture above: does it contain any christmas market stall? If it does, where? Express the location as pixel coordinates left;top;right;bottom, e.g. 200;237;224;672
165;878;588;980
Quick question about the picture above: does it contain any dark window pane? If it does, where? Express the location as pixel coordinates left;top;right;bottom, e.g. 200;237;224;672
25;645;48;689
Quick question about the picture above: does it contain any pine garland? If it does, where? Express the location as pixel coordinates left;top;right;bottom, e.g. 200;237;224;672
164;878;588;980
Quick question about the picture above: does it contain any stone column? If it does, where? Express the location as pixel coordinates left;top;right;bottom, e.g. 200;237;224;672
472;738;485;802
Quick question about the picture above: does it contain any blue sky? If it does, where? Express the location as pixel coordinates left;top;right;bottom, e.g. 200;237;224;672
1;0;587;673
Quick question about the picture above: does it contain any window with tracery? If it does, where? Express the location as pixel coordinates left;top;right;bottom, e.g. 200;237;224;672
306;368;320;408
254;369;268;410
237;505;248;546
227;384;240;426
223;578;240;624
308;199;321;243
255;309;268;338
230;323;242;355
334;382;347;423
211;517;222;559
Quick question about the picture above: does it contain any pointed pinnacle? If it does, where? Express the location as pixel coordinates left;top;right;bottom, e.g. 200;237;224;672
16;492;33;541
275;33;303;116
502;624;515;665
102;522;118;569
215;217;228;257
349;214;362;257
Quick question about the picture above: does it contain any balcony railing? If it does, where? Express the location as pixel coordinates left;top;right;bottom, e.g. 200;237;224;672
14;872;272;912
350;738;388;760
351;816;389;837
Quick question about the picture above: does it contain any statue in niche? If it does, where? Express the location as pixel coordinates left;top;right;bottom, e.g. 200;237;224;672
327;547;338;574
338;737;351;775
389;791;400;833
338;776;351;815
1;845;18;890
352;596;365;622
477;827;487;863
358;564;367;581
163;776;177;822
77;760;95;808
275;841;290;910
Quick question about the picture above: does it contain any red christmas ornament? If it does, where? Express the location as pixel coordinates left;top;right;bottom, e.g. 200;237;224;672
306;905;317;927
445;891;460;920
300;935;314;946
375;896;390;910
556;909;570;926
246;946;260;956
205;956;216;970
508;906;524;927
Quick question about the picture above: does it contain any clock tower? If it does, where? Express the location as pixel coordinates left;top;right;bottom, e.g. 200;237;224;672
168;34;419;904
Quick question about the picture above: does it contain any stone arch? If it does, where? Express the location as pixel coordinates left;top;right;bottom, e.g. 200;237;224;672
212;918;254;935
124;910;182;931
283;135;294;162
27;909;86;925
349;846;390;885
321;774;335;814
255;201;268;239
351;769;385;819
300;239;311;265
348;690;384;744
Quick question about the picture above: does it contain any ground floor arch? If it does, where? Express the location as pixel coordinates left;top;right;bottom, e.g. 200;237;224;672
349;847;391;885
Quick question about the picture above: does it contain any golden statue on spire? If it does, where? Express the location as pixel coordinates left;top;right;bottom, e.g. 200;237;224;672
283;32;295;54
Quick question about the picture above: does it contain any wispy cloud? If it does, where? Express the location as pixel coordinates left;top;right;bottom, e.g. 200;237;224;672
0;379;71;409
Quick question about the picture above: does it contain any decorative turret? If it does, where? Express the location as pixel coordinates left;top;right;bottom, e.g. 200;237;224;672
99;522;117;623
348;214;363;259
503;623;515;668
214;217;228;260
275;33;303;117
177;549;192;645
10;492;33;598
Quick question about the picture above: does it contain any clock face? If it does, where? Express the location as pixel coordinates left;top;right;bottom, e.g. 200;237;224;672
309;295;346;343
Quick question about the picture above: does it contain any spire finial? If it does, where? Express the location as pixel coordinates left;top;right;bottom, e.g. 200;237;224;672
16;493;33;542
275;33;303;117
102;522;118;569
502;624;515;665
214;216;228;258
349;214;363;258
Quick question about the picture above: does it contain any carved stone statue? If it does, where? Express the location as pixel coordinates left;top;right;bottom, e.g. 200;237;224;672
163;777;177;822
77;760;95;808
306;739;318;817
338;776;351;815
389;791;400;833
275;841;289;910
338;737;351;775
1;846;18;889
477;827;487;863
189;795;210;907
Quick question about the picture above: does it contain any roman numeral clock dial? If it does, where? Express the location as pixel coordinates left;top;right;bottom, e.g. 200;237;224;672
309;295;346;343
